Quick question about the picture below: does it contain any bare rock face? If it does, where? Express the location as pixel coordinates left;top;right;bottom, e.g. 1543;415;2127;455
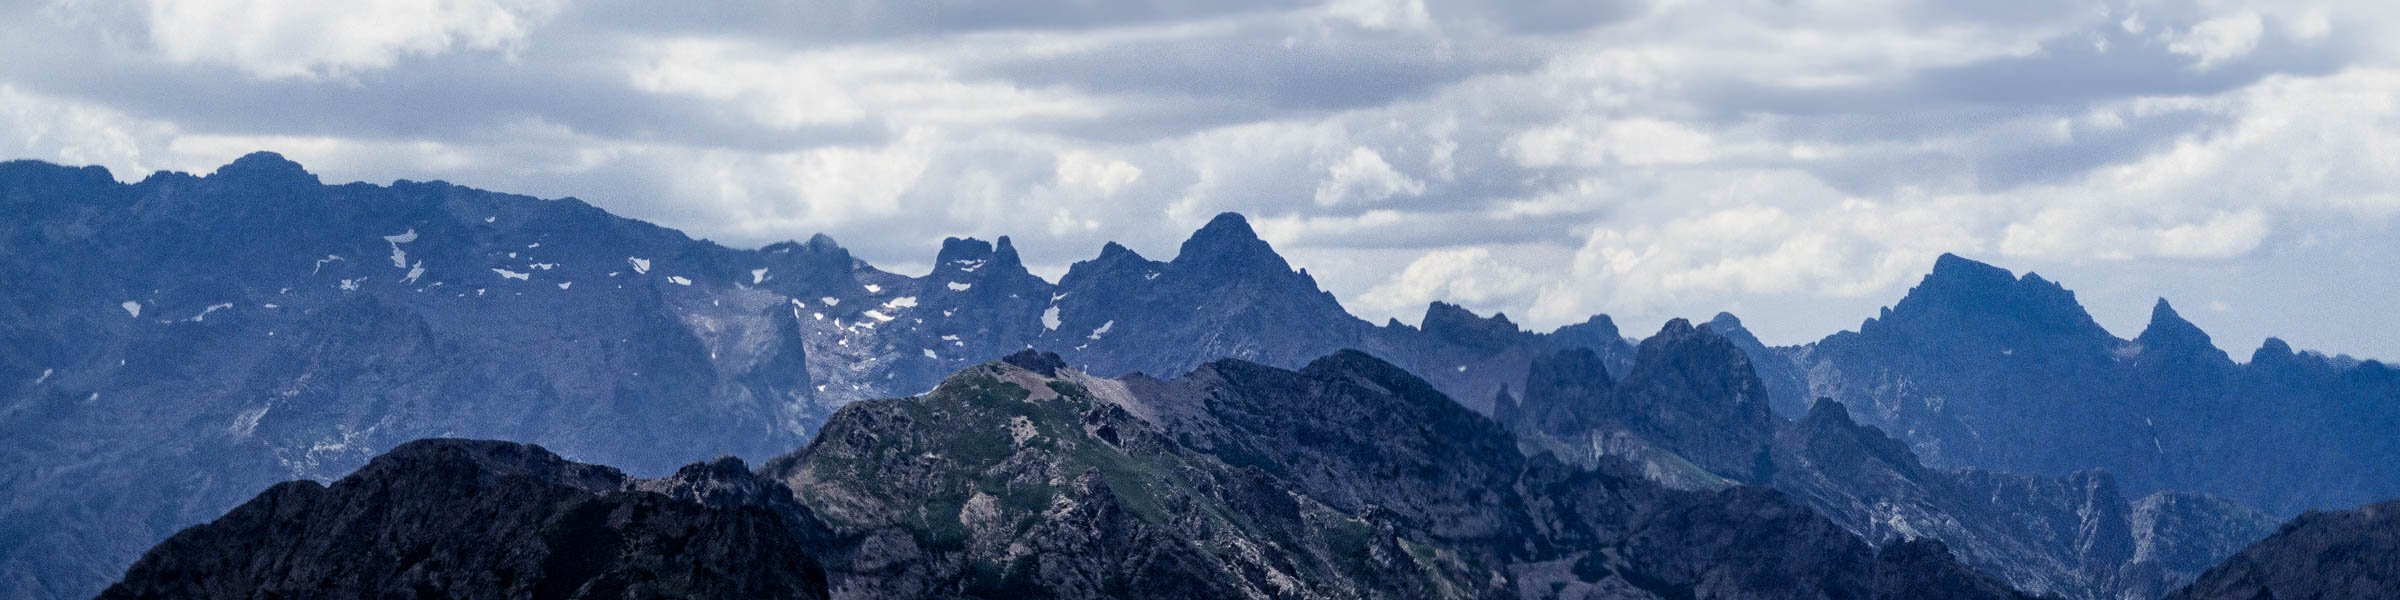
2165;500;2400;600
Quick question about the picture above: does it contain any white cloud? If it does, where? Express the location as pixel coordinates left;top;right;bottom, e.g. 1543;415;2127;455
1314;146;1424;206
146;0;564;79
1357;247;1535;319
2166;11;2264;70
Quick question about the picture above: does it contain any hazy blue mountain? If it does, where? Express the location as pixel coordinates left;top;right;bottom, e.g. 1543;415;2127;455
1749;253;2400;516
106;352;2040;599
1498;322;2278;600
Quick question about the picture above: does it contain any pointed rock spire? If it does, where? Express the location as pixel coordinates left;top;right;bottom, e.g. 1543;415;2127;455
1173;212;1287;271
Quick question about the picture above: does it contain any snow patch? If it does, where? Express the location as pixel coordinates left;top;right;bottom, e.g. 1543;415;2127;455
1456;365;1468;373
492;268;530;280
954;259;985;272
883;296;917;309
751;268;769;284
189;303;232;322
121;301;142;317
401;260;425;284
864;310;896;322
923;349;938;359
484;216;496;223
312;254;343;275
557;281;573;290
947;281;972;291
230;404;269;439
941;334;960;341
627;257;651;274
1042;306;1062;330
820;297;840;306
1145;272;1160;280
528;263;556;270
1087;320;1113;340
340;278;363;291
863;283;882;293
33;369;51;384
382;229;417;268
668;276;693;286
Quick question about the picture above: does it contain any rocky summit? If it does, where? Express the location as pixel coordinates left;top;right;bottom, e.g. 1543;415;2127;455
105;352;2040;600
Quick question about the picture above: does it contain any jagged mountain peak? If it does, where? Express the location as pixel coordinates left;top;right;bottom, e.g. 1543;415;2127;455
929;235;1027;276
207;151;320;186
1703;311;1768;345
1803;397;1854;425
1000;348;1070;377
1873;253;2110;343
2250;337;2295;364
1420;301;1523;349
2136;298;2229;364
1172;211;1287;271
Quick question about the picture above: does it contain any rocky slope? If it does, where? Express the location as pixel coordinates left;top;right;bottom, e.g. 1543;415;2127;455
2164;500;2400;600
107;352;2041;599
1499;321;2276;600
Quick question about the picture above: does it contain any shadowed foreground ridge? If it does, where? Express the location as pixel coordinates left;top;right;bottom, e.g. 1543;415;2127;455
99;439;834;600
2165;500;2400;600
103;351;2041;599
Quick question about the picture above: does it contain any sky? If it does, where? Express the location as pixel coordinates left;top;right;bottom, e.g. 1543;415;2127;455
3;0;2397;360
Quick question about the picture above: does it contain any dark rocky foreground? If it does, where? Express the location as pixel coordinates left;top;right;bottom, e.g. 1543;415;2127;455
2164;500;2400;600
104;351;2041;600
99;440;832;600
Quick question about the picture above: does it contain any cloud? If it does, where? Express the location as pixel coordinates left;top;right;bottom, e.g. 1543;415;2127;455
1357;246;1536;320
146;0;565;79
2167;11;2264;70
1314;147;1425;205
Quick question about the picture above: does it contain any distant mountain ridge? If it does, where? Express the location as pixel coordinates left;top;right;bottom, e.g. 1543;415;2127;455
1496;320;2277;600
3;153;2390;599
1750;253;2400;517
0;153;1633;599
105;352;2041;599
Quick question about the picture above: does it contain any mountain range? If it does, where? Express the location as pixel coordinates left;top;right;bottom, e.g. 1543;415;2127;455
102;352;2038;599
2;153;2393;598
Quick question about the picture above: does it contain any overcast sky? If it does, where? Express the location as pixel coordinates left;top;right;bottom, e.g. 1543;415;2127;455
5;0;2397;360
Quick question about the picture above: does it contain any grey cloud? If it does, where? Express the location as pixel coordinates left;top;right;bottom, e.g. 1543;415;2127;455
1424;0;1651;35
1696;16;2346;119
971;23;1536;120
564;0;1307;44
0;13;888;153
